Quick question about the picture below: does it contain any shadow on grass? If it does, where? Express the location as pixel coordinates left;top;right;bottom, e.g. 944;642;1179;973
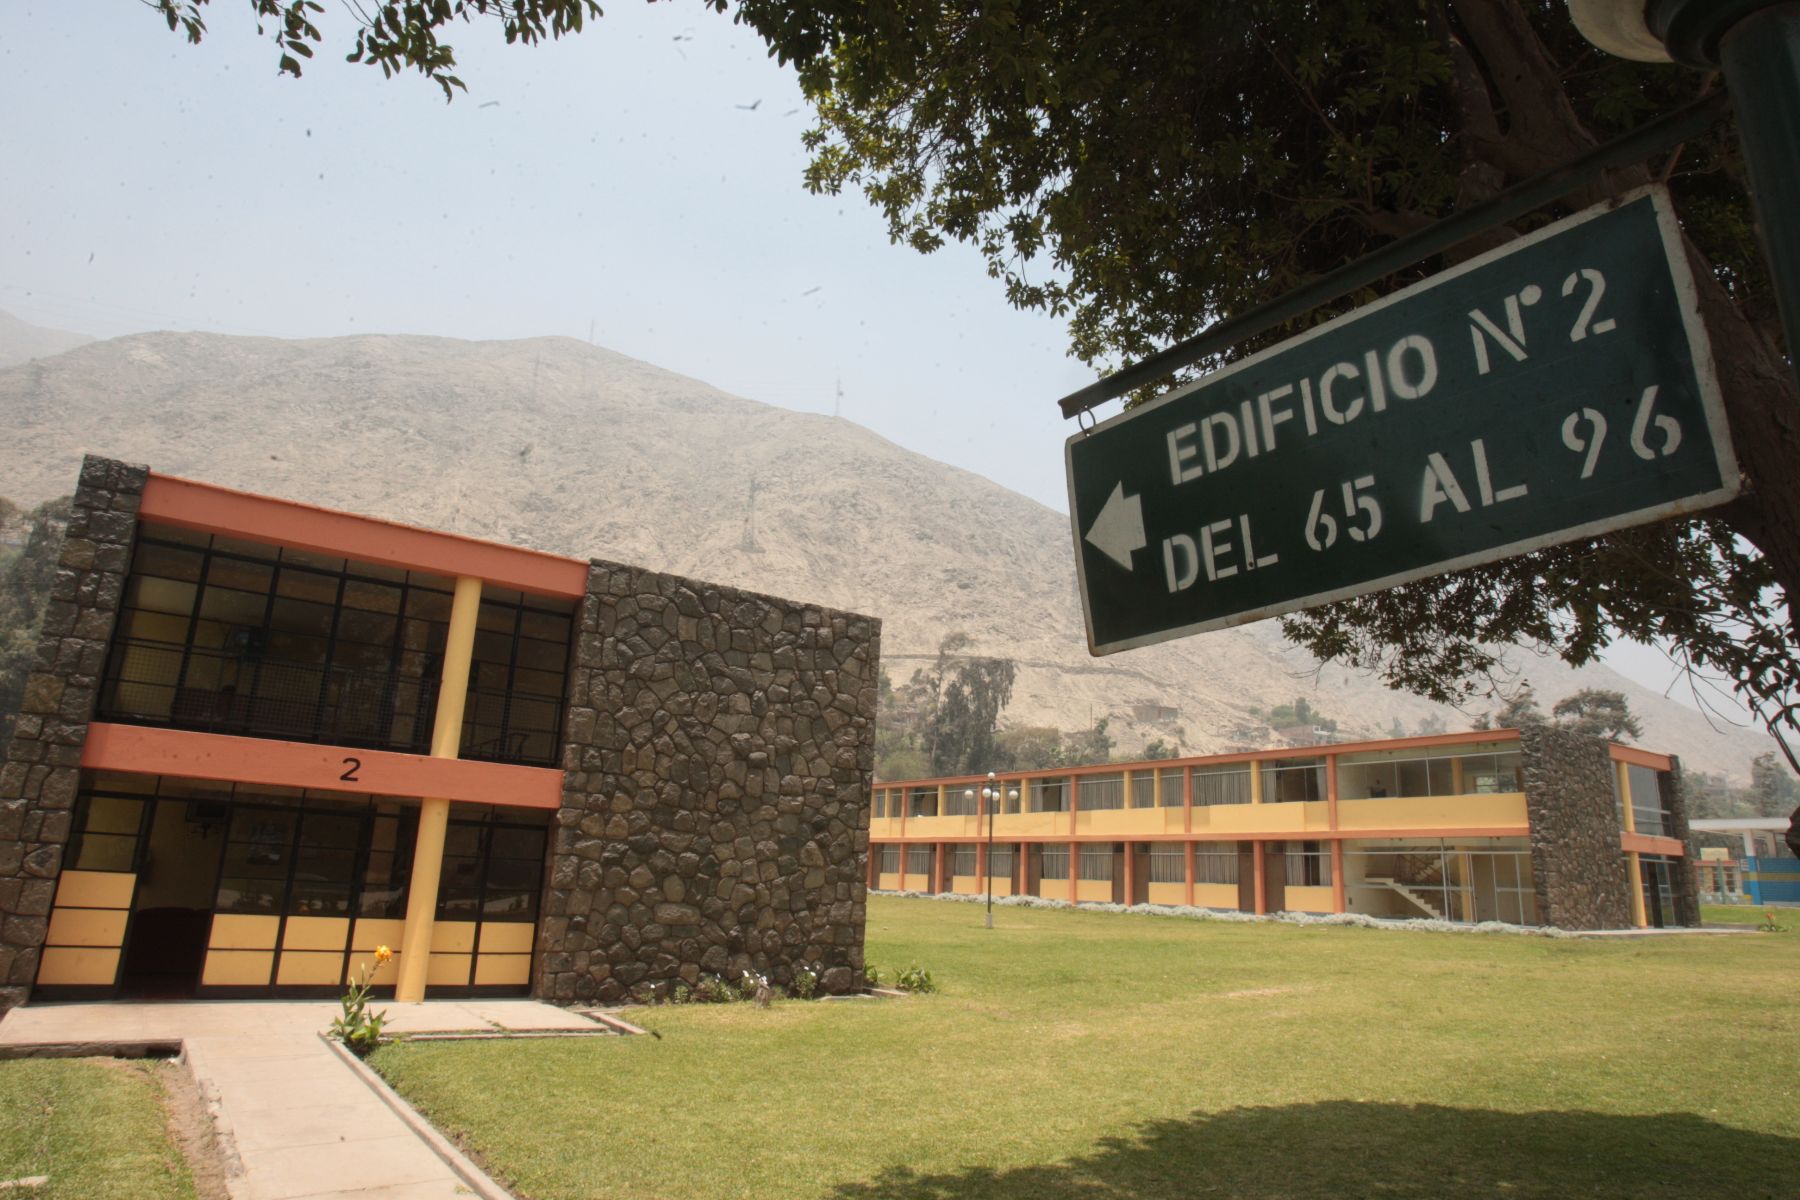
829;1102;1798;1199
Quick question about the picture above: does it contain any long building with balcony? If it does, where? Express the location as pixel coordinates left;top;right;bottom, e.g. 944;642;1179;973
868;728;1697;930
1;456;877;1010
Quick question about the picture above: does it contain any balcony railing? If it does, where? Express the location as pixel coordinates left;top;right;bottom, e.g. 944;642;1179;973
99;638;439;756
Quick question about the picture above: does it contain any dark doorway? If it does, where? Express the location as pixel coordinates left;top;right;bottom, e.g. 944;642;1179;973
1263;840;1288;914
1111;843;1126;905
1641;858;1669;929
1237;842;1256;912
120;799;226;998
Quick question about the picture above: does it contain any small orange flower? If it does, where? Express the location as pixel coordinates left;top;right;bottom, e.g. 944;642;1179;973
374;945;394;964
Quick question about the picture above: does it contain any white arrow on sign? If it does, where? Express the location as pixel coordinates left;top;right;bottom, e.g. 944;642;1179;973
1084;482;1146;570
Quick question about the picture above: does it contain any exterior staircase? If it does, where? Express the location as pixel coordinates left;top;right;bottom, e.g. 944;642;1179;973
1363;877;1446;919
1364;853;1450;919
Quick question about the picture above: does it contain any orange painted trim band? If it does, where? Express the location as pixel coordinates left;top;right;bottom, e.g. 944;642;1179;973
1622;831;1685;857
1609;744;1675;771
140;473;589;599
82;723;564;810
872;827;1529;843
884;730;1527;788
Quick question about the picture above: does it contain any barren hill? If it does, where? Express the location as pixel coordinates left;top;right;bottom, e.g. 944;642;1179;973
0;310;93;370
0;327;1776;779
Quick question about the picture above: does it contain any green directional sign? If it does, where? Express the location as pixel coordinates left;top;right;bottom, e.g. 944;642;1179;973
1067;186;1739;656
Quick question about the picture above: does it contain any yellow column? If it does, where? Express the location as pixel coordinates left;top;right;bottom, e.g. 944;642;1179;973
1123;768;1134;808
1617;761;1648;929
396;574;483;1003
1249;759;1263;804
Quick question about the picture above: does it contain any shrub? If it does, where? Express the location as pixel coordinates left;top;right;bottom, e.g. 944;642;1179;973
791;966;819;1000
694;975;736;1004
896;965;937;994
863;964;881;988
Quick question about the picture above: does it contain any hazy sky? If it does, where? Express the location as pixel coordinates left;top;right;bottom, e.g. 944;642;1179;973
0;1;1757;723
1;0;1094;512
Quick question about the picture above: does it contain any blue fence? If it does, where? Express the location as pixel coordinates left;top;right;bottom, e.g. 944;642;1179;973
1743;856;1800;905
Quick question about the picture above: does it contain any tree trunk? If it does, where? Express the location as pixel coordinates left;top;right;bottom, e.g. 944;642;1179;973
1450;0;1800;635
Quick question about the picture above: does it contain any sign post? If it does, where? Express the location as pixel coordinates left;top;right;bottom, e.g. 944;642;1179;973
1067;188;1737;656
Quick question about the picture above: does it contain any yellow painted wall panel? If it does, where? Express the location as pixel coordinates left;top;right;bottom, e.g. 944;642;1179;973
202;950;274;987
1075;880;1113;903
1337;794;1528;831
54;871;136;910
351;919;408;952
1206;803;1307;834
1147;882;1187;906
992;812;1069;838
208;914;280;950
478;923;536;954
276;950;347;986
346;954;401;987
906;815;980;839
46;908;128;948
981;878;1015;898
868;818;903;838
36;946;120;986
282;916;351;952
474;954;532;986
876;873;903;891
1076;809;1165;837
1193;883;1239;909
427;953;472;986
431;922;477;954
950;875;979;895
1283;885;1336;913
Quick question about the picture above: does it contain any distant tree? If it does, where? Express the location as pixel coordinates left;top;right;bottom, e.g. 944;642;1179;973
0;497;72;742
908;632;1016;777
1416;713;1449;736
1551;689;1643;741
1389;718;1406;739
1493;686;1546;729
874;744;930;784
1681;771;1738;820
1062;718;1113;767
993;726;1066;773
1749;752;1800;819
1141;738;1178;761
931;654;1017;776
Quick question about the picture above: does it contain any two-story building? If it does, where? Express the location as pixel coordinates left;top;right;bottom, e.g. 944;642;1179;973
868;728;1697;930
1;457;877;1009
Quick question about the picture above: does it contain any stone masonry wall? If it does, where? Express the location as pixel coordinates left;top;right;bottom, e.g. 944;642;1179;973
536;560;878;1004
0;456;144;1011
1519;725;1632;931
1661;758;1701;928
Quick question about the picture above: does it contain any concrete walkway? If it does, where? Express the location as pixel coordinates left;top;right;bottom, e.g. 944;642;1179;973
0;999;609;1199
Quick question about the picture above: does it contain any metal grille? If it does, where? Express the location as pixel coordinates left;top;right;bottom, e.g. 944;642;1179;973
1079;774;1126;810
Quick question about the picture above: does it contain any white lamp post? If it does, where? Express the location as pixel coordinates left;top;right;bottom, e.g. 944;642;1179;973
964;771;1020;929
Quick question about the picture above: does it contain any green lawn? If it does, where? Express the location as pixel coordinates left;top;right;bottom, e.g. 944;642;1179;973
0;1058;197;1199
374;897;1800;1200
1703;902;1799;930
